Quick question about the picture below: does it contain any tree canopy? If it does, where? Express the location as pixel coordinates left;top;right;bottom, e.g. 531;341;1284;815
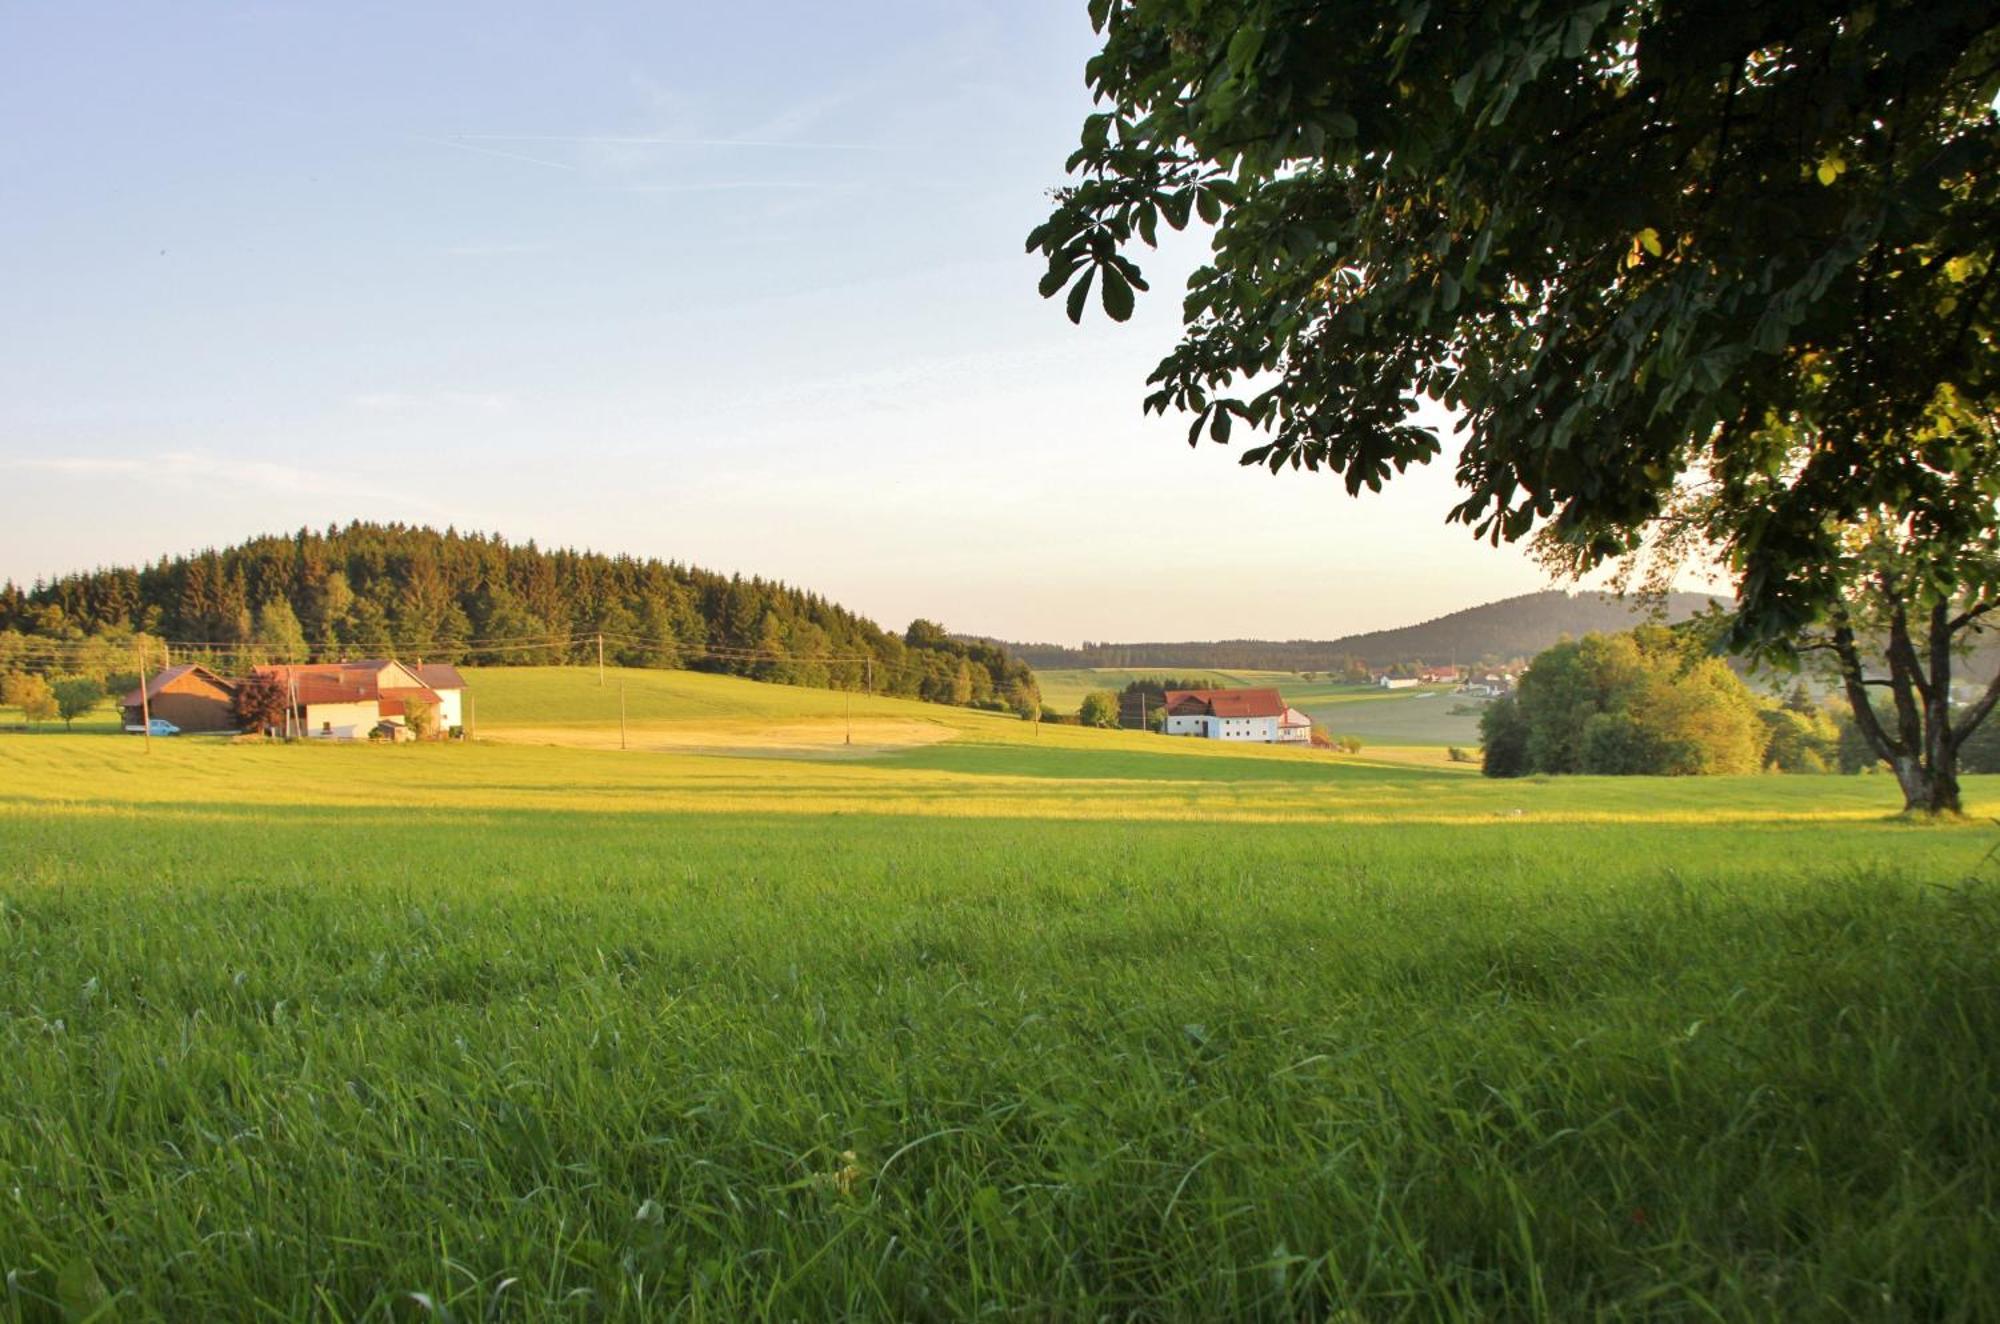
1031;0;1998;809
51;676;104;731
2;672;57;726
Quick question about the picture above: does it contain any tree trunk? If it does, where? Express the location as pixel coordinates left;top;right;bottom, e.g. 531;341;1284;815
1830;612;1965;817
1890;752;1961;815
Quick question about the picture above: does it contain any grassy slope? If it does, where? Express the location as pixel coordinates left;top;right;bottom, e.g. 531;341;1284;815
2;668;1996;1319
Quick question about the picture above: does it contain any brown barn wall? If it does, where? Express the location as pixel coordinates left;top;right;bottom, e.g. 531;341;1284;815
144;691;237;732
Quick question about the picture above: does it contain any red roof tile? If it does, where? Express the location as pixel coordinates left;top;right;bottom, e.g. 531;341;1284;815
1161;687;1288;719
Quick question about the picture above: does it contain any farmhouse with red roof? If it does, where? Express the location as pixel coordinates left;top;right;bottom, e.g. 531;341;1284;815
250;659;467;740
1160;688;1313;745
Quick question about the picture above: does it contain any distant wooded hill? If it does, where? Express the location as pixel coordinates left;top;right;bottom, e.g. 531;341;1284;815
993;590;1724;672
0;523;1038;712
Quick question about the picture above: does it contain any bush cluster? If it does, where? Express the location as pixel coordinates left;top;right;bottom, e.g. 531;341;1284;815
1480;628;1838;778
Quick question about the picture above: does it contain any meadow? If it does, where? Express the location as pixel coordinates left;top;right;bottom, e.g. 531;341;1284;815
2;667;1997;1320
1032;667;1484;748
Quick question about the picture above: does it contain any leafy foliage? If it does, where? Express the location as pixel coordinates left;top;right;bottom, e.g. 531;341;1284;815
1032;0;1998;656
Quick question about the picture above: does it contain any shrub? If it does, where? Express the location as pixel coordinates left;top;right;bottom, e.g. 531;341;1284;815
404;699;439;742
1078;692;1121;728
1480;693;1532;778
232;674;290;735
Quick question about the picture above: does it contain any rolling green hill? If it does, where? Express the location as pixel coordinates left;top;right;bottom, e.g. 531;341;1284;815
998;589;1721;671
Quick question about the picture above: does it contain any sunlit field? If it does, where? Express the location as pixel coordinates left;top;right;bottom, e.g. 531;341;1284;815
3;667;1996;1319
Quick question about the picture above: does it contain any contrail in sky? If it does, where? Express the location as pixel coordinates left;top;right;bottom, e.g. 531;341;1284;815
407;134;575;170
451;134;883;151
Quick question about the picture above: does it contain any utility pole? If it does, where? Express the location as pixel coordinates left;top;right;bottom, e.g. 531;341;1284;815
845;689;852;746
619;678;627;751
135;642;152;755
1139;692;1146;733
467;693;476;741
597;632;605;688
865;657;873;695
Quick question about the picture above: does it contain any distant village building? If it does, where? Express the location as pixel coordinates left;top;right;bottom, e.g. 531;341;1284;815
1375;674;1421;690
120;664;239;732
1161;688;1312;744
1460;670;1518;697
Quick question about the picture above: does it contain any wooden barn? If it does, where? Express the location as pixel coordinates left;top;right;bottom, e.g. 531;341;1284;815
121;664;240;732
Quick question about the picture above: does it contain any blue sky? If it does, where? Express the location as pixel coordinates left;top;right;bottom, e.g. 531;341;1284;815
0;0;1571;643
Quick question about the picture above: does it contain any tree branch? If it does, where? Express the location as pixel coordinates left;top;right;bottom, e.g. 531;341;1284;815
1953;669;2000;748
1832;620;1905;762
1883;581;1932;730
1949;601;1997;633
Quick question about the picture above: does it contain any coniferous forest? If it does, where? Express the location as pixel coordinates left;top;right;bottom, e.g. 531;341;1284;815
0;523;1040;714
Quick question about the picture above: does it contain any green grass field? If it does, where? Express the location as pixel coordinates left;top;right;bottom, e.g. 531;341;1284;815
1033;666;1484;746
3;666;1997;1319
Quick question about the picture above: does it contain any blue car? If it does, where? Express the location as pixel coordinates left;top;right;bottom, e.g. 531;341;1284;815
124;717;180;736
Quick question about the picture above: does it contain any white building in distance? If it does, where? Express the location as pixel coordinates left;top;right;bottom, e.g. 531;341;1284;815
1161;688;1312;744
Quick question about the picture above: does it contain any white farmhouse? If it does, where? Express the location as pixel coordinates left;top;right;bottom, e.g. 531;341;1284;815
411;663;468;731
1161;688;1312;744
251;659;463;739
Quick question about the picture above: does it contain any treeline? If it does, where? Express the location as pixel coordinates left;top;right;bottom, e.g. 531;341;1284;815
1480;627;1854;777
0;523;1039;713
999;638;1380;674
997;590;1719;672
